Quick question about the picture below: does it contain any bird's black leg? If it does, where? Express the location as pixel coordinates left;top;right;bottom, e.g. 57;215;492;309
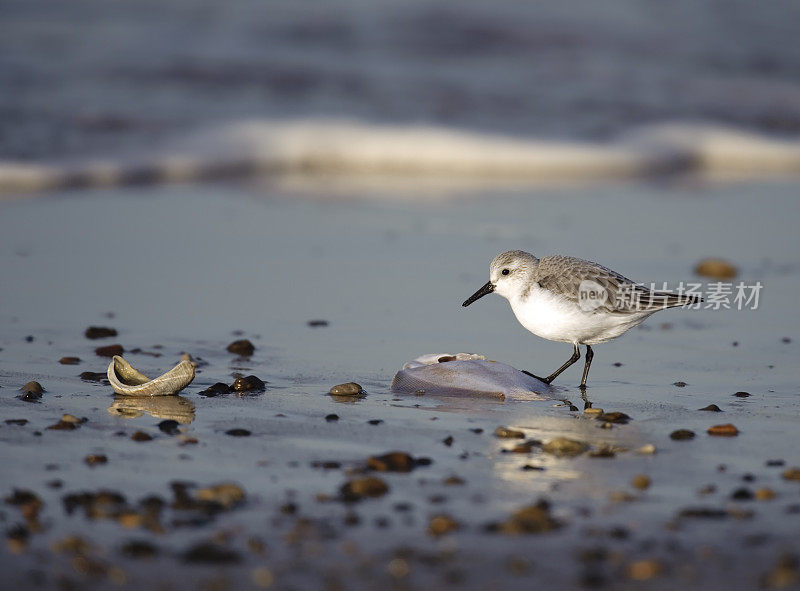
579;345;594;390
523;344;580;384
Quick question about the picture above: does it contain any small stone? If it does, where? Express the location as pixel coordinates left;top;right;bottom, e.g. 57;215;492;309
60;414;85;424
47;420;77;431
734;391;751;398
95;344;124;357
367;452;417;473
707;423;739;436
85;326;118;339
511;440;542;454
131;431;152;442
596;411;631;424
198;382;231;397
695;258;737;280
583;407;603;416
699;404;722;412
731;488;754;501
443;476;465;486
328;382;364;396
5;419;28;426
494;500;561;534
673;381;687;387
670;429;695;440
325;414;339;422
225;428;251;437
755;488;777;501
766;459;785;467
494;426;525;439
542;437;588;457
367;419;383;425
226;339;255;356
678;507;728;519
341;477;389;501
232;375;266;392
782;468;800;482
442;436;454;447
158;420;180;435
59;357;81;365
428;515;460;537
631;475;651;490
19;381;44;397
307;319;329;327
626;559;664;581
195;483;245;509
589;445;616;458
85;454;108;467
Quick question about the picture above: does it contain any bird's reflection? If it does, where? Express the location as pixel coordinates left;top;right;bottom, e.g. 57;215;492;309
108;395;196;424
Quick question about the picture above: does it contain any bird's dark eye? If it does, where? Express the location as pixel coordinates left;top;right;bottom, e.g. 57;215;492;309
501;269;510;275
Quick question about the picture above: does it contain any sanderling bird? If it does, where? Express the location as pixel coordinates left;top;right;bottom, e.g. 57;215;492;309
462;250;701;389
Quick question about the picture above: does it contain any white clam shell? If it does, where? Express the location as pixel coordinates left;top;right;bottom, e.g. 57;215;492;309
391;353;548;400
107;354;195;396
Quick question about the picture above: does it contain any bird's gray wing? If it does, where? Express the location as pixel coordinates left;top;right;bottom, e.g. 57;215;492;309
536;255;697;314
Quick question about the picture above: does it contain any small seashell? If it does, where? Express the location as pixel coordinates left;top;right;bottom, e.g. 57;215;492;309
107;355;195;396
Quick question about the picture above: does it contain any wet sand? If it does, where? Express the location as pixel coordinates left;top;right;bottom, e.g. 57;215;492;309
1;179;800;590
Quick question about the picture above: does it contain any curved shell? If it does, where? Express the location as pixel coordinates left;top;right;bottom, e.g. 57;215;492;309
107;354;195;396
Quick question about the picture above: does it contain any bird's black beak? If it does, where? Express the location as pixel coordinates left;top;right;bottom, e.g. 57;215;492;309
462;281;494;307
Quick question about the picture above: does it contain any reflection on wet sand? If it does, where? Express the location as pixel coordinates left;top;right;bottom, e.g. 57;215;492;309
108;395;196;424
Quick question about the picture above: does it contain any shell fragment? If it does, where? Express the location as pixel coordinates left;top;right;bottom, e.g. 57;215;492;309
107;354;195;396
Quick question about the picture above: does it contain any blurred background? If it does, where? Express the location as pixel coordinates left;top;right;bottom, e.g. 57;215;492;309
2;0;800;163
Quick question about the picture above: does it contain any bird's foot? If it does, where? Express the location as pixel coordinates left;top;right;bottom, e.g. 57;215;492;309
522;370;552;384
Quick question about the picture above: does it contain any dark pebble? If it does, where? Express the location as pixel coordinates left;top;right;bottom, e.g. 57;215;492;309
183;542;241;564
95;344;124;358
782;337;792;343
120;540;158;559
20;381;44;396
84;454;108;467
158;420;181;435
59;357;81;365
231;375;266;392
226;339;255;356
443;436;454;447
734;391;751;398
470;428;484;434
198;382;231;397
311;461;341;469
699;404;722;412
596;411;631;424
367;451;428;473
767;459;786;467
494;426;525;439
24;335;34;342
85;326;118;339
673;381;687;387
131;431;153;442
225;428;251;437
613;362;623;367
80;371;108;383
325;414;339;422
47;421;77;431
521;465;545;471
367;419;383;425
678;507;728;519
340;477;389;501
5;419;28;426
307;319;329;327
732;488;754;501
670;429;695;440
